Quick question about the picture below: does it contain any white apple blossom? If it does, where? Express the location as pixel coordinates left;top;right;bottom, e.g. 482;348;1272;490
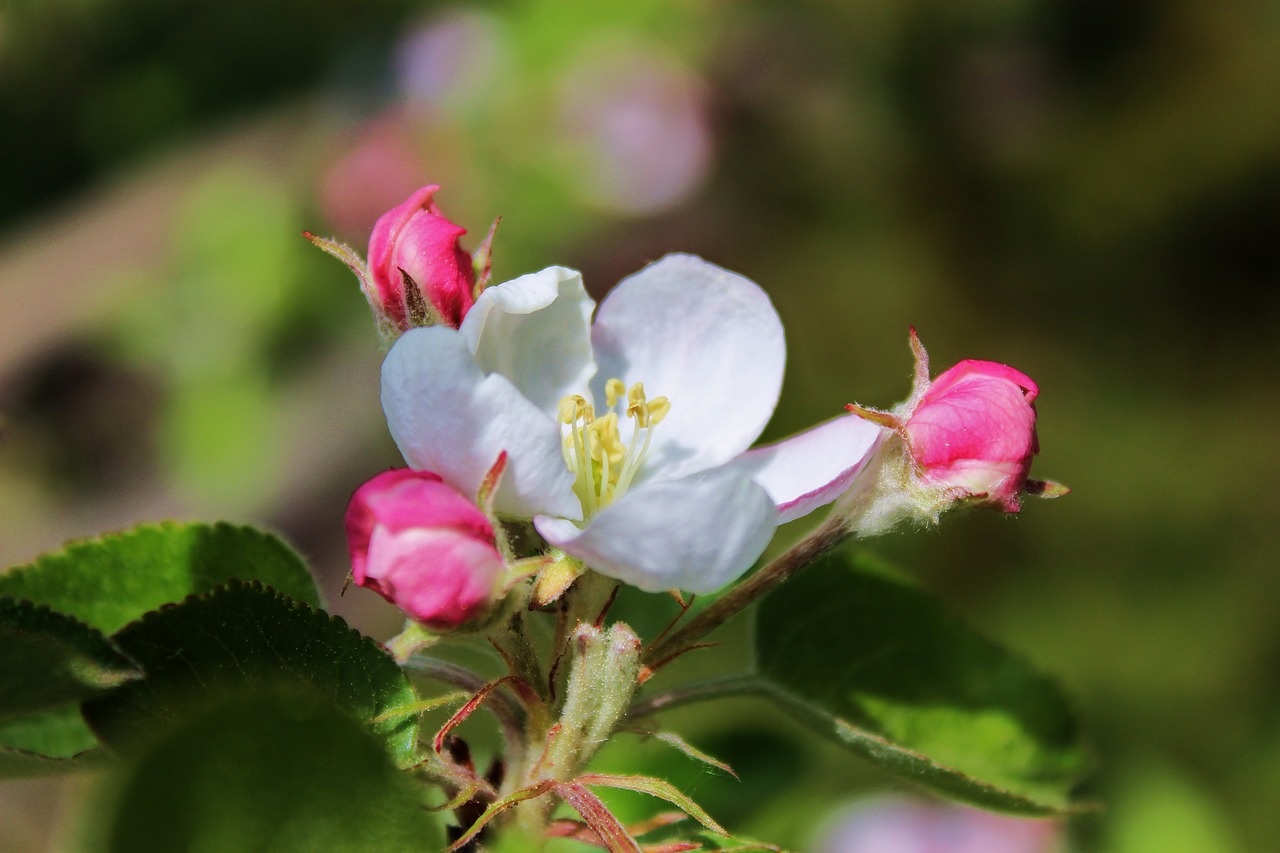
381;254;883;593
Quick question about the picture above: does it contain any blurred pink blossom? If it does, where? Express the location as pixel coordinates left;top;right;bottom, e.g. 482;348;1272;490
816;798;1061;853
394;10;506;111
557;41;713;214
318;116;426;238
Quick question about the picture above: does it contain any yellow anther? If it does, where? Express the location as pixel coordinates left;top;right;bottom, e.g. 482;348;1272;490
645;396;671;427
556;379;672;518
626;383;646;421
605;378;626;407
587;413;627;464
558;395;587;424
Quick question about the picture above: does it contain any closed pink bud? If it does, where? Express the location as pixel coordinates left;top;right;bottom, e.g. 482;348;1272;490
367;185;476;329
345;468;503;630
847;330;1064;527
903;359;1040;512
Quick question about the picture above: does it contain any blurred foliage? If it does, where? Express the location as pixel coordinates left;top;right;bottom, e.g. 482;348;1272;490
1;0;1278;851
0;0;420;227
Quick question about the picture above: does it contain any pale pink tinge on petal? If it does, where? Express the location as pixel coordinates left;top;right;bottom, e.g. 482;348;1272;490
735;414;887;523
363;527;503;629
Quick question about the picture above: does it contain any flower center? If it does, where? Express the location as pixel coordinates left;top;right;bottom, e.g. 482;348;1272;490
557;378;670;519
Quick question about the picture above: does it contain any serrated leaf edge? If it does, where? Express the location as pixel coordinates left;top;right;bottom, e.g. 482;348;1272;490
89;579;418;765
0;597;143;686
2;521;276;575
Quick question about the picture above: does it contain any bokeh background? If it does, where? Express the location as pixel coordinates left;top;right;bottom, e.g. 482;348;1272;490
2;0;1277;850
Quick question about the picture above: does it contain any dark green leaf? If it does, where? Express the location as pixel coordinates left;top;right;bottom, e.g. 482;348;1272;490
82;581;418;765
0;705;106;777
93;689;439;853
0;522;321;635
0;597;141;719
754;551;1088;815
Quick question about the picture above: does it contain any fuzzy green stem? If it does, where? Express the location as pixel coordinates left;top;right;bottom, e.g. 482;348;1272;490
561;568;618;636
383;620;438;663
628;673;764;719
643;513;851;668
488;584;549;702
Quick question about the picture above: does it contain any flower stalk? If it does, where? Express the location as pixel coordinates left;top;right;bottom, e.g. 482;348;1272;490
642;512;853;669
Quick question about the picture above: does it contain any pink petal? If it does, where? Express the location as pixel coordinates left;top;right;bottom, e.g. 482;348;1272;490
734;414;887;523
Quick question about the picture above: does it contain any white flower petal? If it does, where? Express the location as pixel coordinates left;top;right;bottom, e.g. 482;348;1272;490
460;266;597;415
590;254;785;480
733;414;887;523
534;465;777;594
382;327;582;520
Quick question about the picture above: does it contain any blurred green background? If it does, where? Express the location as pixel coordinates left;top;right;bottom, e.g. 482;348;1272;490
1;0;1277;850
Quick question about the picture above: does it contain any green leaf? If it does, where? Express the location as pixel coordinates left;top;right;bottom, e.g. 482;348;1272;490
0;705;106;777
82;581;418;765
0;597;141;719
0;599;134;776
91;689;439;853
754;551;1088;815
0;521;322;634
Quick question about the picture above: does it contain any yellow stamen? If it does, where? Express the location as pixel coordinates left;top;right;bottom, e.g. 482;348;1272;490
557;377;672;518
605;378;626;408
587;413;626;465
558;395;586;424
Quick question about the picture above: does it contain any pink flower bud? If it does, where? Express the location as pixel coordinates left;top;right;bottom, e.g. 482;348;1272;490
903;358;1040;512
367;185;476;329
344;468;503;630
847;330;1065;522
